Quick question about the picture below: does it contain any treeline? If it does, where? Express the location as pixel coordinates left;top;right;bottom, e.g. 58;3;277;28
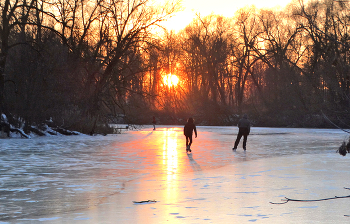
1;0;349;134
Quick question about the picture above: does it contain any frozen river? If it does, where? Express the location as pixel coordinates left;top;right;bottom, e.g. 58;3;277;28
0;126;348;222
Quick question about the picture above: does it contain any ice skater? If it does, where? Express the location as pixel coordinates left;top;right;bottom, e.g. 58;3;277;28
152;116;156;130
184;117;197;152
233;114;251;151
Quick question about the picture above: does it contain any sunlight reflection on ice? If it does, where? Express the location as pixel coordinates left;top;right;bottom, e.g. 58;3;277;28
0;126;348;222
162;128;179;204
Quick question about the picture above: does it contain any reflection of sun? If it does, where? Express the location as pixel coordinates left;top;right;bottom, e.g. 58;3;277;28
163;73;179;87
162;128;179;203
163;128;178;177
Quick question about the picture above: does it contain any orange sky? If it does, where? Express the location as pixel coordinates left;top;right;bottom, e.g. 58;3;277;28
162;0;294;32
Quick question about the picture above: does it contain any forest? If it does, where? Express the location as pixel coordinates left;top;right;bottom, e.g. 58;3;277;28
0;0;349;136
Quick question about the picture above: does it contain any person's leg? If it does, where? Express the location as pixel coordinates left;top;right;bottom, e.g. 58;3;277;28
186;136;189;147
233;132;243;149
188;135;193;147
243;134;248;150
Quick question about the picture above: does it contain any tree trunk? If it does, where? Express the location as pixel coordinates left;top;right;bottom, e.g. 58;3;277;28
0;0;11;118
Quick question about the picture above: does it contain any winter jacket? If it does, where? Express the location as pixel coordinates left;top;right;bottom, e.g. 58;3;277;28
238;118;251;134
184;123;197;137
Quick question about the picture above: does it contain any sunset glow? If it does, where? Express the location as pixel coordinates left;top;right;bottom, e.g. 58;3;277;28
163;73;179;87
160;0;294;32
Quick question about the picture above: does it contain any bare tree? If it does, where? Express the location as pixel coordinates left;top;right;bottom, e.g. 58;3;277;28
180;14;233;120
37;0;180;121
293;0;350;111
0;0;37;118
230;7;262;113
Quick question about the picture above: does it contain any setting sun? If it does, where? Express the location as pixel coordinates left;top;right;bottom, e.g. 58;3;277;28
163;73;179;87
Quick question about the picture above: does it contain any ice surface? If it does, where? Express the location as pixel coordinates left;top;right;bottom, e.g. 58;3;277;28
0;126;348;222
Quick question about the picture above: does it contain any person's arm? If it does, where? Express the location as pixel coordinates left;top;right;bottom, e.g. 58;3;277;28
194;126;197;138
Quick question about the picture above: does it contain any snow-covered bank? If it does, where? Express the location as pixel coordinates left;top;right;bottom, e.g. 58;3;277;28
0;126;348;222
0;114;82;139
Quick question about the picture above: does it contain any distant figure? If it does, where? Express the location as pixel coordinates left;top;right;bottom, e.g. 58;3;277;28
184;117;197;152
152;116;156;130
233;114;251;151
0;122;10;137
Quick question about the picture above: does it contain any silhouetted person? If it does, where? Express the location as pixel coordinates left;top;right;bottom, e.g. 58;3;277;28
0;122;10;137
233;114;251;151
184;117;197;152
152;116;156;130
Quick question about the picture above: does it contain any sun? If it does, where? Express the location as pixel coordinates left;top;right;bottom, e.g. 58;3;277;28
163;73;179;87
